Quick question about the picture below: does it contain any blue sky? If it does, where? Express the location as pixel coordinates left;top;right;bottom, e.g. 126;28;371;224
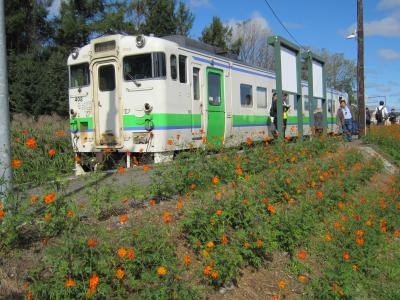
49;0;400;109
186;0;400;110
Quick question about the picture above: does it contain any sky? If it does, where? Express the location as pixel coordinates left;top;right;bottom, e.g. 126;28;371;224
49;0;400;110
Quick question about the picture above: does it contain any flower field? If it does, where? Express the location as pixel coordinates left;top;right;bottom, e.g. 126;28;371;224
1;120;399;299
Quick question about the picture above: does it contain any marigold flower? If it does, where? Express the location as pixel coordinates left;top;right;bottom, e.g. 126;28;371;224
48;149;56;156
221;234;229;245
89;273;99;290
167;139;174;145
207;241;215;249
0;210;5;219
74;156;81;163
157;266;167;276
176;200;183;209
87;239;98;247
316;191;324;200
236;168;243;175
183;255;191;266
11;159;22;169
355;238;364;245
256;239;262;248
25;292;33;300
278;279;286;289
212;176;219;184
163;212;172;224
267;204;276;214
211;271;219;279
143;165;150;171
190;183;196;190
115;268;125;280
244;242;250;248
246;137;252;145
127;248;135;260
65;278;76;288
118;166;125;174
30;195;37;205
118;247;127;257
290;156;296;162
25;138;37;149
121;197;128;203
67;210;74;218
297;250;307;260
325;234;332;241
298;275;306;282
352;265;357;271
202;136;207;144
216;209;222;216
119;214;128;223
343;252;350;261
203;265;212;276
149;199;155;206
355;230;364;237
201;249;209;257
43;193;56;205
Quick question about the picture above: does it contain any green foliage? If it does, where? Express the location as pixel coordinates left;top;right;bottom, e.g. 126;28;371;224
200;16;233;51
364;125;400;165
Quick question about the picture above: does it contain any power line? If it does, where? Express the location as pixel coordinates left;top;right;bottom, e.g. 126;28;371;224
262;0;304;49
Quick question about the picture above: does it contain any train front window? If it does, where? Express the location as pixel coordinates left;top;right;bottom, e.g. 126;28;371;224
70;63;90;88
123;52;166;81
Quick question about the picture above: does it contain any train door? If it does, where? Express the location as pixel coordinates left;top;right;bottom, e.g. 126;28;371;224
93;60;122;147
191;63;203;136
206;67;225;144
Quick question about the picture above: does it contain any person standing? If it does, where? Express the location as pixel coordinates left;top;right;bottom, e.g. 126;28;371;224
366;107;371;128
374;101;388;125
336;99;353;142
283;93;290;138
388;108;397;125
270;92;289;138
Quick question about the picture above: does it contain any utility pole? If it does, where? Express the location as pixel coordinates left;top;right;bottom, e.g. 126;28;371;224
0;0;11;195
357;0;366;136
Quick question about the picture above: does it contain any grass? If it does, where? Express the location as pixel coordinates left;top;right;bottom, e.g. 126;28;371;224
1;118;399;299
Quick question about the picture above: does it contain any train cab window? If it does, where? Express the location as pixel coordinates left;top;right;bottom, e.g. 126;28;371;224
99;65;115;92
208;72;221;106
170;55;177;80
256;87;267;108
179;55;187;83
193;67;200;100
123;52;166;81
152;52;166;77
70;63;90;88
240;84;253;108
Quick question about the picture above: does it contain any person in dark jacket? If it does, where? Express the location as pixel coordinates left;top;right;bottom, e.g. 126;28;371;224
366;107;371;128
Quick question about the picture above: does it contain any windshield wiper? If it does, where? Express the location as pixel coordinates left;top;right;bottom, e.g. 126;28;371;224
125;72;141;87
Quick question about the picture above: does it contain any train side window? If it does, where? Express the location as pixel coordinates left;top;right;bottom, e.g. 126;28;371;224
98;65;115;92
256;87;267;108
70;63;90;88
193;67;200;100
179;55;187;83
328;99;332;113
170;55;177;80
240;84;253;108
208;72;221;106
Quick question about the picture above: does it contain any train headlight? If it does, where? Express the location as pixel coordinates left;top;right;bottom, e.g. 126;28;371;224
71;47;80;60
136;35;146;48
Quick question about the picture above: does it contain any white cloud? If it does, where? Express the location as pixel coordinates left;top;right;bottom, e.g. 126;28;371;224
346;16;400;37
378;48;400;60
48;0;61;17
189;0;211;8
378;0;400;10
227;11;273;40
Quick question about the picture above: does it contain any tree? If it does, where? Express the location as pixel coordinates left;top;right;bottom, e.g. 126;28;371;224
175;1;194;36
200;16;232;51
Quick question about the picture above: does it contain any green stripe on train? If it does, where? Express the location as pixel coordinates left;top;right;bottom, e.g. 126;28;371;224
70;117;94;130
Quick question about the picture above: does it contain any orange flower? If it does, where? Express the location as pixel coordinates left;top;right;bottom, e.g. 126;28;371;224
67;210;74;218
176;200;183;209
290;156;296;163
316;191;324;200
74;156;81;163
352;264;358;271
221;234;229;245
89;273;99;290
118;247;127;257
190;183;196;190
121;197;128;203
216;209;222;216
243;242;250;248
338;201;345;209
87;239;98;247
48;149;56;156
297;250;307;260
298;275;306;282
115;268;125;280
355;230;364;237
325;234;332;241
119;214;128;223
203;265;212;276
278;279;286;289
183;255;191;266
212;176;219;184
167;139;174;145
157;266;167;276
25;292;33;300
256;239;262;248
127;248;135;260
143;165;150;171
236;168;243;176
211;271;219;279
25;138;37;149
118;166;125;174
163;212;172;223
343;252;350;261
149;199;155;206
0;210;5;219
355;238;364;245
30;195;37;205
11;159;22;169
43;193;56;205
207;241;215;248
246;137;252;145
267;204;276;214
201;249;209;257
202;136;207;144
65;278;76;288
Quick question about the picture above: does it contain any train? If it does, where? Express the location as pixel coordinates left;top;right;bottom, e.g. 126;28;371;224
67;34;347;170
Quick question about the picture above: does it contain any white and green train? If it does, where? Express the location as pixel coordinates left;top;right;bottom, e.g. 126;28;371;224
67;34;346;166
